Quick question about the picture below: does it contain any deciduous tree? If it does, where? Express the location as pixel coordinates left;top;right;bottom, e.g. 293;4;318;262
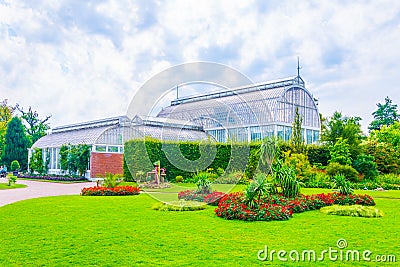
368;97;399;132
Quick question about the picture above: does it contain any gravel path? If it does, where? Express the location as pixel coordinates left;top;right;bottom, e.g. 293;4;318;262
0;179;95;207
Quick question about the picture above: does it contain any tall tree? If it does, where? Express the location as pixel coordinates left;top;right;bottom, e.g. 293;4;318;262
368;96;399;132
321;111;364;160
0;99;14;164
2;117;31;170
290;107;305;154
16;105;51;144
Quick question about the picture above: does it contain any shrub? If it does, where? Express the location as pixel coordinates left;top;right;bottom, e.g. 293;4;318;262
334;174;353;195
320;205;383;218
282;152;312;182
175;176;183;183
376;173;400;185
152;200;206;211
302;171;333;189
7;175;16;186
306;144;330;166
10;160;20;171
81;186;140;196
326;162;359;182
353;154;378;180
329;138;352;165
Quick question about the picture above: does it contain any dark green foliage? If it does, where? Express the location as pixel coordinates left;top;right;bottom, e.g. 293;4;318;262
290;107;305;154
368;96;399;132
124;138;255;182
123;157;134;181
306;144;330;166
321;111;363;160
2;117;30;170
326;162;359;182
58;144;91;176
353;154;378;180
362;140;400;174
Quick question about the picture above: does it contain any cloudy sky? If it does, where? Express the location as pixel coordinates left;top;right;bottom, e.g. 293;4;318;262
1;0;399;133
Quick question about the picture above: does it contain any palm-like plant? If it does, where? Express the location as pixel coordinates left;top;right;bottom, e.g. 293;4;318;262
244;173;269;208
194;172;212;194
334;174;353;195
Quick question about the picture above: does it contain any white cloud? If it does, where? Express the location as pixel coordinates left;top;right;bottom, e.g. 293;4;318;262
0;0;400;133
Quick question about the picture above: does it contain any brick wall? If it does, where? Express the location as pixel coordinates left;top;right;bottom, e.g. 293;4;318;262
90;152;123;178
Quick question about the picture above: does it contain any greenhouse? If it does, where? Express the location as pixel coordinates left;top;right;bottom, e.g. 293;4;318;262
31;74;320;178
157;75;320;143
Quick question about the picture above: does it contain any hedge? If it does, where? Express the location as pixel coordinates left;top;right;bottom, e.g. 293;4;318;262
124;138;267;182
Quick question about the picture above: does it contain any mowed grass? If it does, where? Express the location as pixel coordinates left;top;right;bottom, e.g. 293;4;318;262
0;183;27;190
0;190;398;266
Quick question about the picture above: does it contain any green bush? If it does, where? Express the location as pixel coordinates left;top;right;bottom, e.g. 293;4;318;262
329;138;352;165
326;162;359;182
353;154;378;180
152;200;206;211
306;144;330;166
377;173;400;185
10;160;20;171
7;175;17;186
302;171;333;189
175;176;183;183
320;205;383;218
124;138;261;183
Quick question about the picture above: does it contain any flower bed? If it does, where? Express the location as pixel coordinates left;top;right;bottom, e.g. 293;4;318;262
18;174;87;182
81;186;140;196
178;190;226;206
215;192;375;221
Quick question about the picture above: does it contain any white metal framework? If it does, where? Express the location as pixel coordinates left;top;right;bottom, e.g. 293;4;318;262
157;76;320;143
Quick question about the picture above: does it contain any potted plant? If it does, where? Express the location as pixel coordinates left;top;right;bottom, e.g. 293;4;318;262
10;160;20;176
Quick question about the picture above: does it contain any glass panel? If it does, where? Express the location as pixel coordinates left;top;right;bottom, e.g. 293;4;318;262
108;146;119;153
313;130;319;143
96;146;106;152
277;125;284;140
306;129;313;144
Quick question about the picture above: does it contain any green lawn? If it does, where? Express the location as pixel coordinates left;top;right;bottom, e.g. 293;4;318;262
0;183;27;190
0;189;398;266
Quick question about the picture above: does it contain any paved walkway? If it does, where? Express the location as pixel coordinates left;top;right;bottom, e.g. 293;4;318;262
0;179;96;207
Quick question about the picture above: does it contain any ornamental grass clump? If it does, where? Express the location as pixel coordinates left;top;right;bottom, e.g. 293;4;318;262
320;205;383;218
152;200;206;211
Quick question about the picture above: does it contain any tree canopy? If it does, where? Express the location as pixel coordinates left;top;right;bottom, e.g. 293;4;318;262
321;111;364;159
16;104;51;145
2;117;31;169
0;99;14;164
368;97;399;132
